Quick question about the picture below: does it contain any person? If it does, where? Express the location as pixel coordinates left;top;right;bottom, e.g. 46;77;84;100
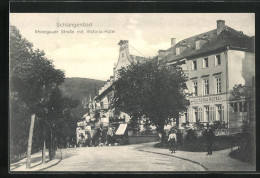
93;128;102;147
107;127;114;146
86;131;91;147
168;130;177;153
204;124;214;155
101;129;107;146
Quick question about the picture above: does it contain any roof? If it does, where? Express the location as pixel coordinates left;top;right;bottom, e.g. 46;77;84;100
163;26;254;63
130;55;148;64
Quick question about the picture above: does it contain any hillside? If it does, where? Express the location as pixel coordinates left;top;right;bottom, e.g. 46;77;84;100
60;77;105;119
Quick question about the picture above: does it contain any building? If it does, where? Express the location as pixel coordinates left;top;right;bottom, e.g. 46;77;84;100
93;20;255;135
93;40;147;124
159;20;255;134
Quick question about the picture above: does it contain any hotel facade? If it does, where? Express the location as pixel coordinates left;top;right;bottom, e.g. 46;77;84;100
93;20;255;134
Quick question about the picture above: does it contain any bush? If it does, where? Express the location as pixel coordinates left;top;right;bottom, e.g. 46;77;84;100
155;128;240;152
229;121;255;165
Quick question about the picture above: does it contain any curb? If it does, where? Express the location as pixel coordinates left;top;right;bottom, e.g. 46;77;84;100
138;149;208;171
39;149;62;171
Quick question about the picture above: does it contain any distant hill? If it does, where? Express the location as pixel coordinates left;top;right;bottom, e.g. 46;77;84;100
60;77;105;119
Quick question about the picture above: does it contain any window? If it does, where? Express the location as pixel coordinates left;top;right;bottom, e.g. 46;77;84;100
195;41;200;50
244;102;247;112
203;79;209;95
204;106;209;122
215;55;221;66
216;105;222;121
203;57;208;68
234;103;238;112
239;102;243;112
192;81;198;96
122;53;124;57
184;112;188;123
216;77;221;93
192;60;197;70
198;107;203;121
209;106;215;121
194;108;198;122
176;47;180;55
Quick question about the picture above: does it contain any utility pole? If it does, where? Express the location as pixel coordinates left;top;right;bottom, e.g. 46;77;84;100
26;114;36;169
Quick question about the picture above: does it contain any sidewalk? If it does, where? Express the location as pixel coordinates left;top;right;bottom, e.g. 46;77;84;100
10;149;62;172
136;142;255;171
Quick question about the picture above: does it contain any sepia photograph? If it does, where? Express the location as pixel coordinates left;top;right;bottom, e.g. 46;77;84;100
9;13;255;172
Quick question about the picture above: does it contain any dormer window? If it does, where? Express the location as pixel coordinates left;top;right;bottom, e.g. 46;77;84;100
203;35;208;39
195;40;200;50
176;47;180;55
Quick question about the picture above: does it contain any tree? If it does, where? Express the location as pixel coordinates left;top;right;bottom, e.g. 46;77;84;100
10;26;65;168
45;88;79;152
111;59;189;142
230;83;255;164
230;84;246;99
128;116;140;134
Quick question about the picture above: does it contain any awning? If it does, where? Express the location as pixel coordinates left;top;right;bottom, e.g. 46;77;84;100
115;124;127;135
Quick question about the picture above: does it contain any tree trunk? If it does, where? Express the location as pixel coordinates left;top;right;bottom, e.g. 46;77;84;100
52;135;57;158
26;114;36;169
49;127;53;160
157;122;166;143
161;129;166;143
42;120;46;164
176;116;179;129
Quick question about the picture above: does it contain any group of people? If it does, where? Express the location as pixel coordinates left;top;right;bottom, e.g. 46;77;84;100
81;127;116;147
167;124;215;155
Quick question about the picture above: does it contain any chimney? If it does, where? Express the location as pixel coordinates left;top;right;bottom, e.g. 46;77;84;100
171;38;176;47
118;40;128;46
217;20;225;35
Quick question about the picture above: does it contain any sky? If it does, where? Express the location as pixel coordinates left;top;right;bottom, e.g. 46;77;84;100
10;13;255;81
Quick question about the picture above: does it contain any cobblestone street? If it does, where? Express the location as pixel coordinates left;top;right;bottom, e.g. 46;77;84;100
44;143;205;172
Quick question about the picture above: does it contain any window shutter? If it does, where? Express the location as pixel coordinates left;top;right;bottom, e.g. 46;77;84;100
209;106;212;122
187;109;190;122
221;105;224;121
199;107;202;121
191;108;194;122
213;106;216;121
202;107;204;122
198;108;201;121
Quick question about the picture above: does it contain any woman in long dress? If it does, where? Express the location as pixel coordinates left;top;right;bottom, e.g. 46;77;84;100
168;131;177;153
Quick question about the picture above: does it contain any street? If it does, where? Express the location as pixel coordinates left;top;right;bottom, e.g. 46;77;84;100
44;142;205;171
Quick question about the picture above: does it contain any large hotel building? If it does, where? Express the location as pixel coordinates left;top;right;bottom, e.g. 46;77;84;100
92;20;255;134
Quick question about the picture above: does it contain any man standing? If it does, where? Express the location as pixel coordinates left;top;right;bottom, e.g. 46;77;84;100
204;124;214;155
